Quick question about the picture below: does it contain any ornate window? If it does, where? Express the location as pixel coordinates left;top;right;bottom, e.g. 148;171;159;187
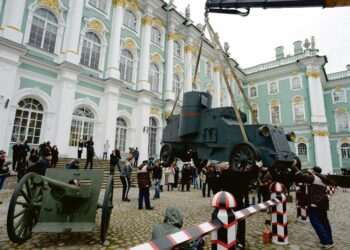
149;63;160;92
271;105;280;125
249;86;257;98
151;27;162;45
298;143;307;156
148;117;157;157
205;61;212;77
11;98;44;144
115;118;127;152
29;8;58;53
89;0;107;12
69;107;95;146
336;110;349;131
341;143;350;159
123;9;137;31
80;32;101;70
293;97;305;122
333;89;346;103
173;74;181;97
291;77;301;90
251;108;259;123
269;82;278;95
120;49;133;82
174;41;181;57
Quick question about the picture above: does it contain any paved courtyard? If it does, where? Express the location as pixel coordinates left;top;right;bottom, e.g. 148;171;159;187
0;179;349;250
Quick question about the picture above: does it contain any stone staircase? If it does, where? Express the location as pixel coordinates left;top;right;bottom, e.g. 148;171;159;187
56;158;136;189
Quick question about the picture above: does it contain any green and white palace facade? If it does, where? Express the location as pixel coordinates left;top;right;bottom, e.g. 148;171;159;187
0;0;349;173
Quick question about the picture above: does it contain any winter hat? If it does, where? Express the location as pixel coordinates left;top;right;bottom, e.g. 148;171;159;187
0;150;6;156
312;166;322;174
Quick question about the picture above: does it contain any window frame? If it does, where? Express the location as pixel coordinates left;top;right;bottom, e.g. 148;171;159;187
119;49;134;83
88;0;107;13
149;63;160;92
268;81;279;95
80;32;102;70
297;143;308;156
11;98;44;145
332;89;347;104
148;117;157;158
335;110;349;132
151;26;162;47
173;73;181;98
291;76;302;91
115;117;128;152
341;143;350;159
69;106;95;147
269;102;281;125
173;41;182;59
28;8;59;54
249;86;258;98
123;9;138;32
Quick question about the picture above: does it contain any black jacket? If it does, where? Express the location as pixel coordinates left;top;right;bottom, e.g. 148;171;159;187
152;166;162;179
110;153;117;166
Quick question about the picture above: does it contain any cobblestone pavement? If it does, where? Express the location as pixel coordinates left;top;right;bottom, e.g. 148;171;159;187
0;183;349;250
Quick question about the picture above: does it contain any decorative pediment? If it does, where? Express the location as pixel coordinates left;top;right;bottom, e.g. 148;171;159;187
123;38;136;50
150;107;160;116
151;54;161;63
88;19;107;35
40;0;59;12
206;83;213;93
336;107;346;113
152;18;164;28
127;0;138;11
270;100;279;107
174;64;183;74
295;137;306;143
293;96;303;105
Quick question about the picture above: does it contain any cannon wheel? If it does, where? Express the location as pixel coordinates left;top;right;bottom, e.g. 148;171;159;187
100;175;114;243
230;143;261;172
160;144;175;167
7;172;43;243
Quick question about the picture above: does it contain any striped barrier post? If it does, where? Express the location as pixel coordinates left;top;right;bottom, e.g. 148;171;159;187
270;182;288;245
211;191;237;250
326;186;337;198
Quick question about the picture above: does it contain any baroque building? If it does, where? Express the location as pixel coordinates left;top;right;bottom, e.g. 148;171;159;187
0;0;349;173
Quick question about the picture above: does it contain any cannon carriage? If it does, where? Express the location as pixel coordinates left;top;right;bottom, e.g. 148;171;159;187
7;169;113;243
160;91;297;172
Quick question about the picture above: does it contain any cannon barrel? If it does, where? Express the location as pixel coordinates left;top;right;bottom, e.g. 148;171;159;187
206;0;350;12
41;175;80;192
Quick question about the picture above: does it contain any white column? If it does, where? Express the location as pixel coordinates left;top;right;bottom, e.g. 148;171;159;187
213;64;221;107
137;15;152;91
0;41;26;150
102;80;120;150
54;63;81;156
60;0;84;64
305;64;333;173
134;93;151;162
105;1;125;79
0;0;26;43
165;30;175;100
184;43;193;93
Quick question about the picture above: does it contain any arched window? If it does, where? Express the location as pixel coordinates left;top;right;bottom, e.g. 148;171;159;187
249;87;257;98
336;111;349;131
148;117;157;157
11;98;44;144
80;32;101;70
149;63;160;92
341;143;350;159
333;89;346;103
269;82;278;94
120;49;133;82
123;9;137;31
69;106;95;146
151;27;162;45
115;118;127;152
29;8;58;53
173;74;181;97
251;108;259;123
173;41;181;57
89;0;107;12
298;143;307;156
292;77;301;90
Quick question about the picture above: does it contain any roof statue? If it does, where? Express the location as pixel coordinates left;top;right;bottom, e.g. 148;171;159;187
303;38;310;50
311;36;316;50
185;4;190;19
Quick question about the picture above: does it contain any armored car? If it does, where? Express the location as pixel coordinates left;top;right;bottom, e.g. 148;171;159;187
160;91;296;172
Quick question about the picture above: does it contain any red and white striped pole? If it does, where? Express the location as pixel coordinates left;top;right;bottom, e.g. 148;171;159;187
270;182;288;245
211;191;237;250
295;183;309;223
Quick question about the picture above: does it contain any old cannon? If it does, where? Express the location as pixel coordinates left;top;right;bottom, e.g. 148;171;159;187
161;91;297;172
7;169;113;243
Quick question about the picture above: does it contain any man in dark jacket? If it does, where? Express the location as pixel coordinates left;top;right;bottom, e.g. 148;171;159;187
291;163;334;249
27;149;51;176
219;161;262;249
12;141;22;171
133;147;139;167
152;160;162;199
137;161;154;210
77;140;84;159
84;137;94;170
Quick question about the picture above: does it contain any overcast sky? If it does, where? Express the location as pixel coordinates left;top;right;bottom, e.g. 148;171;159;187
172;1;350;73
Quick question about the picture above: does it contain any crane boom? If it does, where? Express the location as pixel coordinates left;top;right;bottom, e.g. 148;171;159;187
206;0;350;14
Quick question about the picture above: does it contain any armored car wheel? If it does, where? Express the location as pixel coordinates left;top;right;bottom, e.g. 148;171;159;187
7;172;44;243
160;144;175;167
100;175;114;243
230;143;261;172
